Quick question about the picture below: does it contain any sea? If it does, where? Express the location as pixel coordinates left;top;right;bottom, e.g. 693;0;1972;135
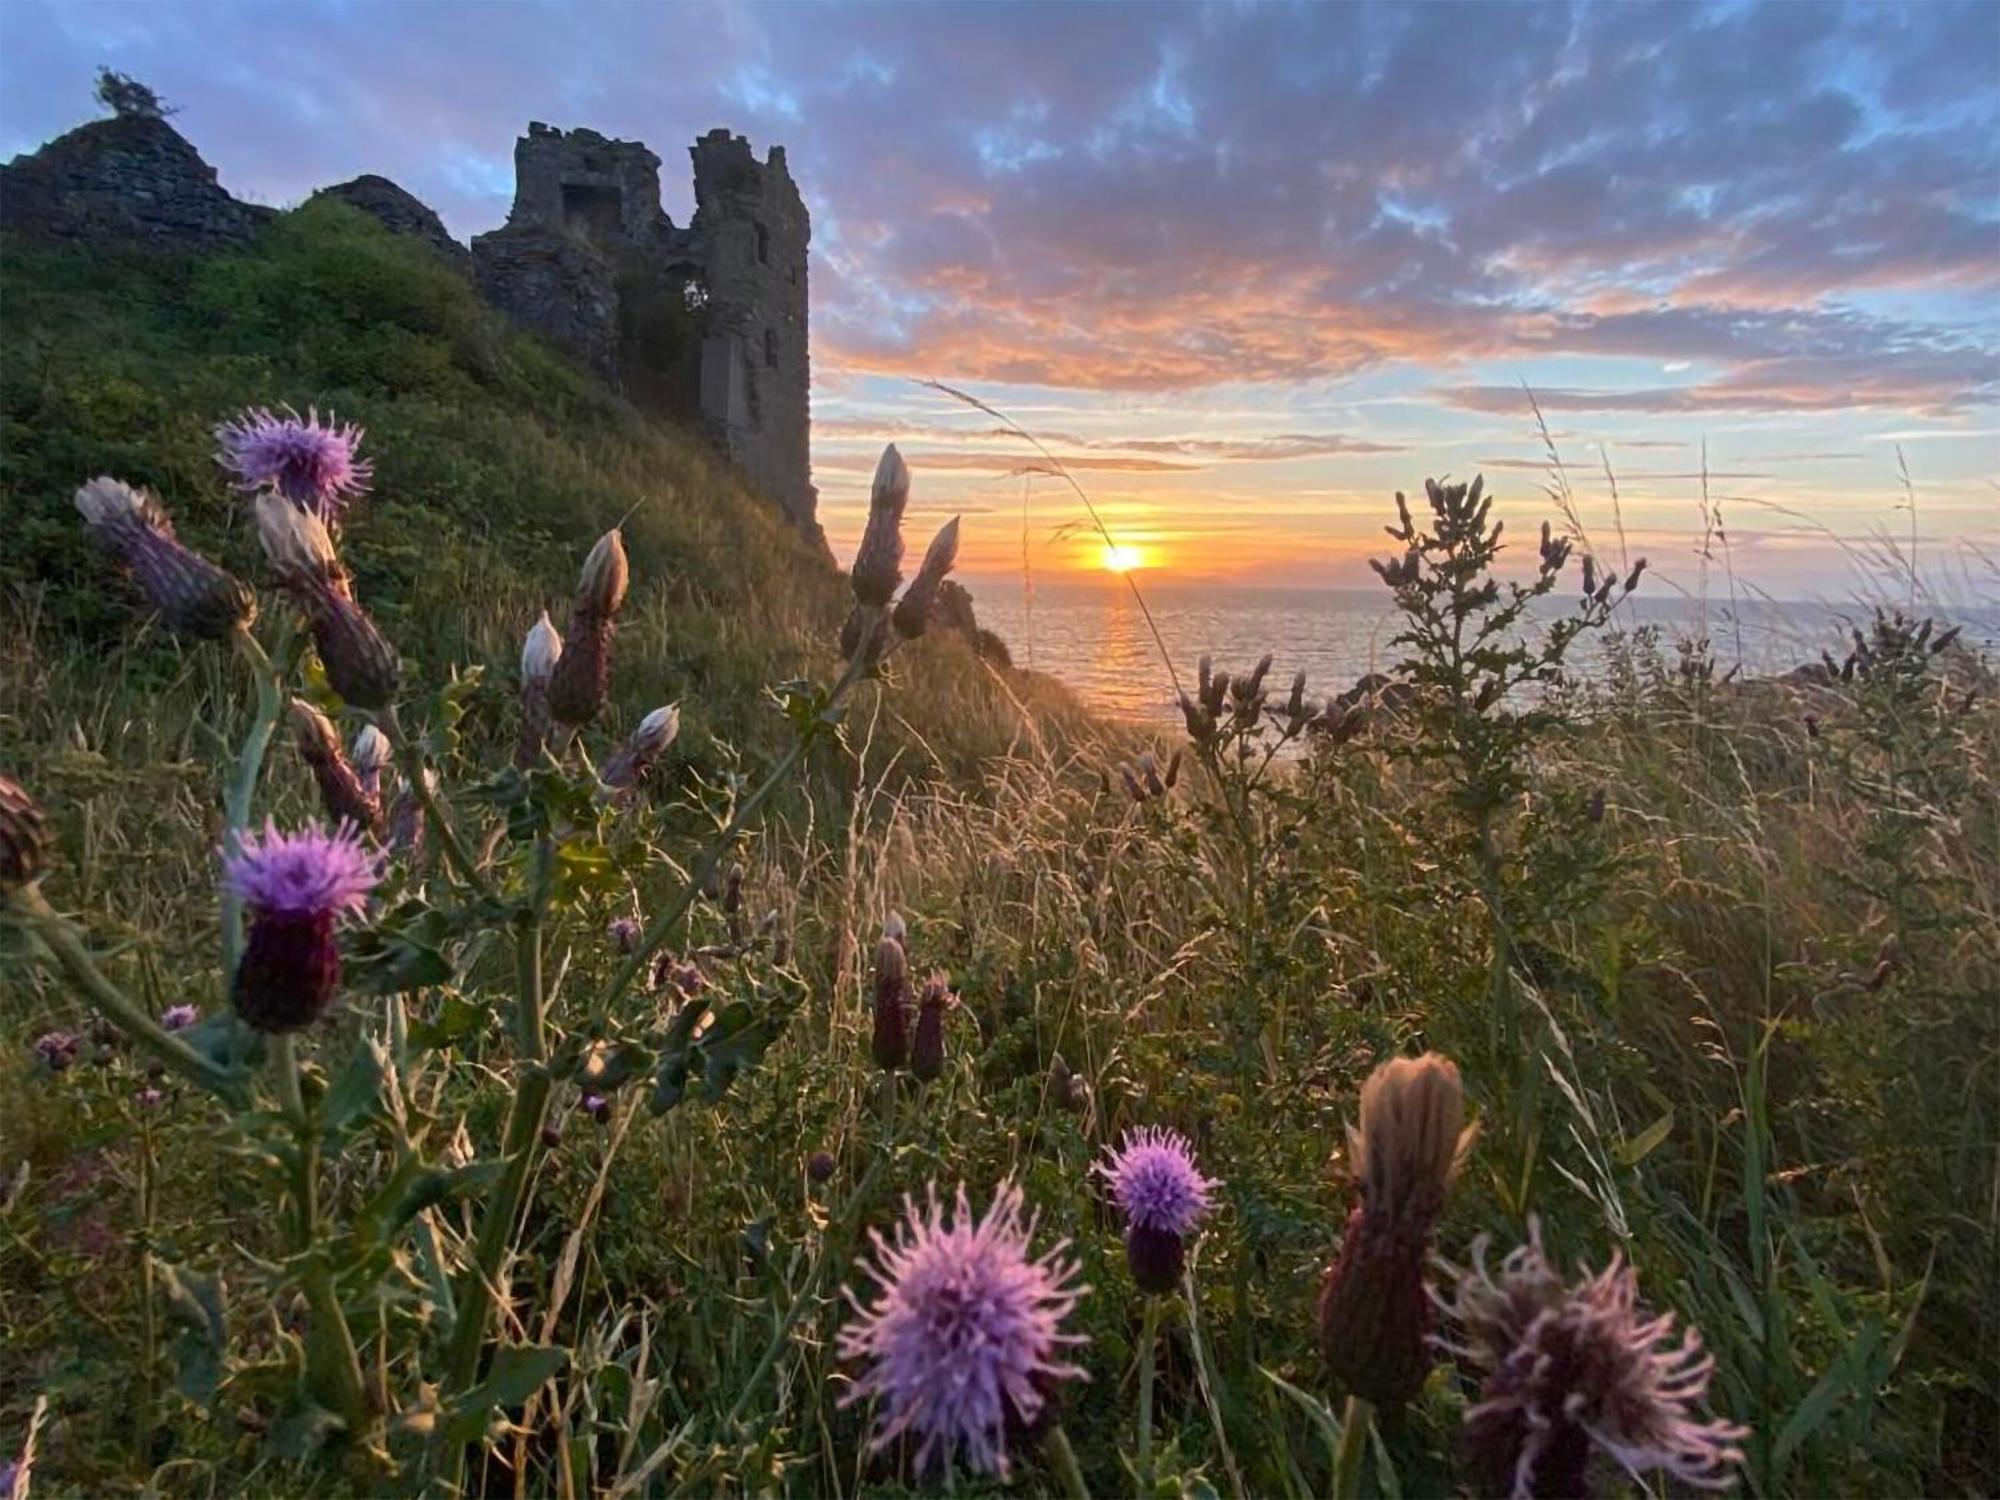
962;577;2000;726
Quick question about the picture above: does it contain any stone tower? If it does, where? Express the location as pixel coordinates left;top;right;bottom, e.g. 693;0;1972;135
470;122;817;539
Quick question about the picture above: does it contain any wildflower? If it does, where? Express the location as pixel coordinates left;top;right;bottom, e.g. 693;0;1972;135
161;1003;200;1032
652;949;707;997
580;1091;609;1123
222;818;381;1033
1438;1221;1748;1497
33;1030;81;1072
807;1149;838;1184
1;773;49;890
515;610;564;766
351;724;392;803
911;971;956;1082
851;445;909;608
214;405;372;523
839;1180;1088;1477
74;477;255;640
1098;1126;1217;1294
548;530;628;726
608;916;641;954
255;494;399;709
892;516;962;639
601;705;680;791
137;1086;165;1108
871;913;911;1070
290;699;382;832
1317;1052;1476;1406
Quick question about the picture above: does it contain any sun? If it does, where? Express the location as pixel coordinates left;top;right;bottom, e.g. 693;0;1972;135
1100;543;1145;573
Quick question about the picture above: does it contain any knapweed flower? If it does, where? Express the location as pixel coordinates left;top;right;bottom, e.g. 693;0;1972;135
515;611;563;766
350;724;392;803
871;913;911;1070
892;516;962;640
548;530;628;726
290;699;382;833
222;819;381;1033
74;477;255;640
32;1030;81;1072
601;705;680;791
851;445;909;608
1437;1221;1748;1498
1;773;49;890
215;405;372;523
1097;1126;1218;1294
910;970;957;1083
1318;1052;1476;1406
161;1003;200;1032
839;1180;1088;1477
255;494;399;709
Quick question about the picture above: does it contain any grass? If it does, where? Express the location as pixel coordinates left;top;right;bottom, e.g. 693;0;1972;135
1;208;1996;1499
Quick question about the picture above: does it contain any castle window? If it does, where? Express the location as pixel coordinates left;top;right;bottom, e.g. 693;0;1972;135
561;182;623;241
755;221;770;265
764;328;778;368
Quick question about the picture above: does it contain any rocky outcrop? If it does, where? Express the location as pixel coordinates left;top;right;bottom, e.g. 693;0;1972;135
311;174;469;270
473;228;620;373
0;113;271;249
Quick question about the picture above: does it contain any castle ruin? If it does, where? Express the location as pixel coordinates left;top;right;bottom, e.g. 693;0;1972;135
471;123;817;539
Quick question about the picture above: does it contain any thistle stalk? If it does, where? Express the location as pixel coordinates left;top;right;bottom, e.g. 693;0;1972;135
380;705;492;900
1137;1294;1161;1494
221;625;287;978
1332;1395;1373;1500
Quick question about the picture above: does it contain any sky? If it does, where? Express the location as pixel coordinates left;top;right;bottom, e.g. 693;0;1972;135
3;0;1996;601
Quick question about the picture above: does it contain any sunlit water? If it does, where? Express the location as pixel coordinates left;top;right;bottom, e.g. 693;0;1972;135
963;577;2000;726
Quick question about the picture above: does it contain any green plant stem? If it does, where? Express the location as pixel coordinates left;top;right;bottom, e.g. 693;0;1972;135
6;885;248;1105
1046;1421;1091;1500
1137;1293;1160;1494
1332;1394;1373;1500
381;706;492;901
439;833;554;1486
221;625;286;978
1182;1263;1246;1500
598;649;873;1020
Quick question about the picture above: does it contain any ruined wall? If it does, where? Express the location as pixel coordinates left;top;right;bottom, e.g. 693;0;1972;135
0;113;271;249
311;174;470;272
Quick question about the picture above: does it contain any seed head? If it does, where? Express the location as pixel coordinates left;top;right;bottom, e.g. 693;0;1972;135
852;445;910;607
215;405;372;524
74;477;255;639
1439;1221;1748;1497
549;534;628;727
1;773;50;890
839;1180;1088;1477
892;516;962;639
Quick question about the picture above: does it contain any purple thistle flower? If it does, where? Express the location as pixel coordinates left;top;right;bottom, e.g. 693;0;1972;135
161;1003;200;1032
607;916;641;954
215;404;372;522
1437;1220;1749;1498
580;1092;609;1122
1097;1126;1217;1293
32;1030;81;1072
839;1180;1088;1478
221;819;381;1033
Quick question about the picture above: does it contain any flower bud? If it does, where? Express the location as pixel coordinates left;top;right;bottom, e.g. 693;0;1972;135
1;773;50;890
516;611;564;767
255;495;399;709
892;516;962;639
871;915;911;1070
1318;1053;1475;1406
549;532;629;727
807;1149;838;1184
601;705;681;791
851;445;910;607
291;700;382;832
577;529;630;618
254;490;344;593
75;477;255;640
911;971;955;1082
350;724;392;802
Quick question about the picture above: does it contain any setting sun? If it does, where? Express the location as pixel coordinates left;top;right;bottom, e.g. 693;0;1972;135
1100;543;1145;573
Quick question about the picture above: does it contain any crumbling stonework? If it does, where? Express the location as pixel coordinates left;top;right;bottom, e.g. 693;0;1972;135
471;122;817;539
311;174;470;271
0;113;271;249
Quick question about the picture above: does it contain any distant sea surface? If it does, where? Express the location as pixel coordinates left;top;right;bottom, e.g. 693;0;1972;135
963;577;2000;725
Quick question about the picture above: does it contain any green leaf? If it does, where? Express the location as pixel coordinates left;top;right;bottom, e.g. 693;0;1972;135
1614;1109;1674;1166
319;1040;387;1137
155;1259;227;1405
443;1343;569;1445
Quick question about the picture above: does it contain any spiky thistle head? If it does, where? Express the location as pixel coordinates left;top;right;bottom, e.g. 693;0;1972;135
1;772;50;890
549;531;629;726
910;970;957;1082
222;819;381;1033
838;1180;1088;1478
851;445;910;607
254;495;399;709
1437;1221;1748;1498
1097;1125;1217;1293
74;477;255;640
601;705;681;792
892;516;962;639
1348;1052;1475;1222
215;404;372;523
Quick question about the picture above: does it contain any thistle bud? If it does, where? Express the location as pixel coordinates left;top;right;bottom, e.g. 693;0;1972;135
1317;1053;1475;1407
75;477;255;640
892;516;962;639
1286;671;1309;729
1139;752;1165;800
290;699;382;832
851;445;910;607
549;531;628;726
807;1149;838;1184
255;495;399;709
1164;749;1182;788
254;490;344;593
515;611;564;767
350;724;392;802
601;705;680;791
911;971;956;1082
1624;558;1648;593
1120;763;1144;802
871;914;911;1070
1;773;50;891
